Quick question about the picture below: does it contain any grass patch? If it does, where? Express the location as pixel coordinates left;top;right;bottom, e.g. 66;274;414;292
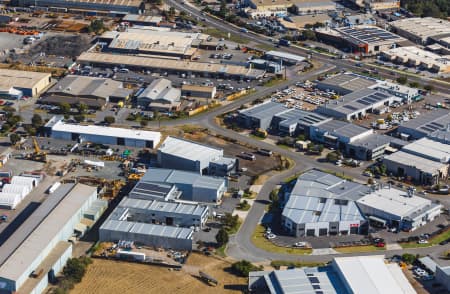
270;260;326;269
215;244;227;257
251;225;312;255
203;28;247;44
249;134;265;140
237;200;251;211
276;144;292;150
226;218;242;235
400;228;450;248
400;242;432;249
255;43;275;51
321;169;354;181
334;245;386;253
263;78;286;87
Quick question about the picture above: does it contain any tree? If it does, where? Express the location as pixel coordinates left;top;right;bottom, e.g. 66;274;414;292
9;133;20;145
379;164;387;176
219;0;227;18
77;103;88;115
140;120;148;127
231;260;263;277
74;114;85;123
409;81;419;88
31;114;43;128
59;102;71;114
401;253;416;264
396;76;408;85
63;258;86;283
103;116;115;125
3;106;15;114
88;19;105;35
169;6;176;17
215;228;229;246
287;4;299;15
301;30;317;41
424;84;434;92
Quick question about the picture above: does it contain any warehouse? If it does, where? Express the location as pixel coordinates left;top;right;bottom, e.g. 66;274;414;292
238;101;288;130
77;52;265;80
45;116;161;148
371;81;421;103
0;69;51;99
181;84;217;100
397;109;450;140
245;0;336;18
99;30;206;59
99;219;193;251
316;88;396;120
137;78;181;111
13;0;144;15
135;168;227;203
429;128;450;145
114;197;209;228
282;170;369;237
316;72;378;95
264;51;306;65
309;119;373;149
401;138;450;163
381;46;450;73
0;183;102;294
0;176;38;209
129;182;181;202
273;108;331;136
249;255;414;294
347;133;393;161
44;75;132;108
390;17;450;45
383;151;448;185
320;26;406;54
357;186;442;231
436;266;450;292
122;14;162;26
157;136;236;176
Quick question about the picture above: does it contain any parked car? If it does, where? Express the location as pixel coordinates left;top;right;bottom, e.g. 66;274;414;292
294;242;307;248
265;233;276;239
417;239;429;244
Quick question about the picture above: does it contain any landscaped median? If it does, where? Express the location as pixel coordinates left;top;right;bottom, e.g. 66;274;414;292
399;228;450;249
333;245;386;253
251;225;312;255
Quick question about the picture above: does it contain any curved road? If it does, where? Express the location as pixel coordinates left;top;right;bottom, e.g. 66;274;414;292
154;1;450;262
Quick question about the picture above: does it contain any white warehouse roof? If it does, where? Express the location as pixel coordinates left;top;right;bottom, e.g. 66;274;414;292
333;255;416;294
158;136;223;162
51;119;161;144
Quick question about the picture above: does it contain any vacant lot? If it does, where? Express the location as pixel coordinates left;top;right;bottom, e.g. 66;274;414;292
71;254;246;294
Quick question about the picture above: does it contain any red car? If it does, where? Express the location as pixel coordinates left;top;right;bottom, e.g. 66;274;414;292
375;242;385;248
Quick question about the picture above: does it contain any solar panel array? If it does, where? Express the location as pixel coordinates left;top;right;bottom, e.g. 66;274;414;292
338;27;402;44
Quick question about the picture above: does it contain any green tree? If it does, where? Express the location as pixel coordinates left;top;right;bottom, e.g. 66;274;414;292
215;228;229;246
31;114;43;127
287;4;299;15
63;258;86;283
219;0;227;18
88;19;105;34
77;103;88;115
140;120;148;127
379;164;387;176
409;81;419;88
74;114;85;123
301;30;317;41
231;260;262;277
3;106;15;114
9;133;20;145
103;116;115;125
59;102;71;114
396;76;408;85
401;253;416;264
169;6;176;17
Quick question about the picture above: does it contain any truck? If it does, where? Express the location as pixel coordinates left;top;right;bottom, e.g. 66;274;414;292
278;39;291;47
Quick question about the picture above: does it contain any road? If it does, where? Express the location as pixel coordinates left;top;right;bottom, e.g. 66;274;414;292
167;0;450;93
160;0;450;262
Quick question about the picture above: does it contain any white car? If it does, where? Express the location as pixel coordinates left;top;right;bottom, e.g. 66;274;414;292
294;242;307;248
417;239;429;244
265;233;276;240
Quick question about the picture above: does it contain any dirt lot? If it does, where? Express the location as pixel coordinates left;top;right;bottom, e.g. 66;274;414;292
28;34;93;58
71;254;246;294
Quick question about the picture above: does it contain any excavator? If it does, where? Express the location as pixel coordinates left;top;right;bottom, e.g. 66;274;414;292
25;137;47;163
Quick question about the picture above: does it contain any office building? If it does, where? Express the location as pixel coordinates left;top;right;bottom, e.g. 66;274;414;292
157;136;236;176
137;78;181;111
357;186;442;231
245;0;336;18
0;69;51;99
381;46;450;73
282;170;369;237
181;84;217;100
45;116;161;148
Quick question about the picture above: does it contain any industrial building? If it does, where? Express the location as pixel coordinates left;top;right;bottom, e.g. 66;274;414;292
131;168;227;203
372;81;421;103
122;14;162;26
137;78;181;111
316;72;378;95
436;266;450;292
0;176;38;209
45;116;161;148
397;109;450;140
350;0;400;11
347;133;393;161
429;128;450;145
99;220;193;251
249;255;415;294
98;29;207;59
238;100;330;135
263;51;306;65
157;136;236;176
390;17;450;45
0;183;105;294
0;69;51;99
316;88;397;120
316;26;406;54
44;75;132;108
244;0;336;18
77;52;265;80
357;186;442;231
12;0;144;15
381;46;450;73
282;170;369;237
181;84;217;100
310;119;371;148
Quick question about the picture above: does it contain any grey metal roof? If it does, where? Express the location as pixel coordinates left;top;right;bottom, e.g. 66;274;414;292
398;109;450;137
429;129;450;144
47;75;124;99
101;219;193;239
283;170;368;225
383;151;447;175
158;136;223;163
419;257;437;273
138;78;181;103
335;26;405;46
276;108;331;128
401;137;450;163
349;133;393;149
117;197;207;218
265;51;306;63
320;88;393;115
314;120;371;139
129;181;177;201
140;168;225;191
239;101;288;120
317;73;378;93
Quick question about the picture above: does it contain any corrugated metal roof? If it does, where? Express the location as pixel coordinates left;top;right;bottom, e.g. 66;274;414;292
118;197;207;217
239;101;288;120
158;136;223;163
101;219;193;239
